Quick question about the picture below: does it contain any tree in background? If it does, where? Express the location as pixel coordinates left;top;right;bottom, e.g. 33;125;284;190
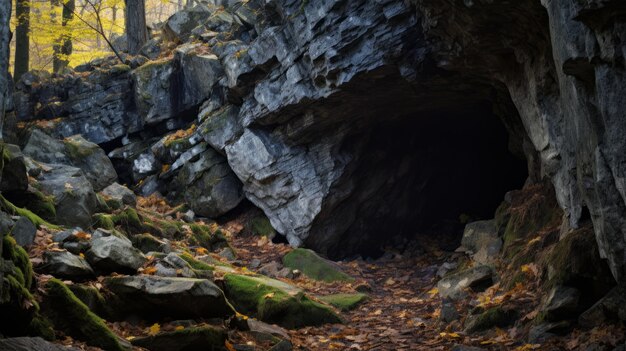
13;0;29;81
0;0;10;140
52;0;75;73
125;0;147;55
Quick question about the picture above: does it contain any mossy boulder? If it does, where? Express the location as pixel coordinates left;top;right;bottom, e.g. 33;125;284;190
282;248;353;283
223;274;342;329
68;283;108;317
188;223;230;251
319;293;369;311
131;325;227;351
42;278;129;350
132;233;170;254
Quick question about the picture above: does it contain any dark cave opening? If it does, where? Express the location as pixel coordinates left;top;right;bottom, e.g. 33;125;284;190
320;102;529;259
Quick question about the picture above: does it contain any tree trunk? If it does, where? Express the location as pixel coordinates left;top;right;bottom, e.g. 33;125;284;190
124;0;147;55
53;0;74;73
0;0;11;142
14;0;30;82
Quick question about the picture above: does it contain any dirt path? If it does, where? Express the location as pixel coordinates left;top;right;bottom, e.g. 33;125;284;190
230;232;463;350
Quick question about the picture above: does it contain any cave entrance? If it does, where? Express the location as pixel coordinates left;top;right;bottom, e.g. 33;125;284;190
315;102;528;259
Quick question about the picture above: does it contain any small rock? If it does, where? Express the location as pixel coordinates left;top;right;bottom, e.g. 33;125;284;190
100;182;137;206
247;319;290;340
461;220;502;264
249;258;262;269
440;298;460;323
39;251;94;279
436;261;458;278
86;235;146;274
182;210;195;223
62;241;91;255
437;265;493;300
10;216;37;247
218;247;237;261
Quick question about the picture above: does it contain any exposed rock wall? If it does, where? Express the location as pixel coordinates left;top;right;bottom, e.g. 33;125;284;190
10;0;626;282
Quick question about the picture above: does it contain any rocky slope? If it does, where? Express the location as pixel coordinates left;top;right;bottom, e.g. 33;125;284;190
1;0;626;349
9;0;626;283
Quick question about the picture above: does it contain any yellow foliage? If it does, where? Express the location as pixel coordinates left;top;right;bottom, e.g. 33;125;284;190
147;323;160;336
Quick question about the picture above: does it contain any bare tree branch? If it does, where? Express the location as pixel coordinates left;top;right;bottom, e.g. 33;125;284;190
61;0;125;64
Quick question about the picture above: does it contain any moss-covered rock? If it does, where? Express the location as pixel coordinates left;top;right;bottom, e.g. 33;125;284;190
463;306;518;333
2;236;33;290
42;278;128;351
68;284;108;317
92;213;115;230
189;223;230;251
130;325;227;351
319;293;369;311
178;253;216;271
132;233;168;254
248;214;276;238
223;274;342;329
0;194;57;229
282;248;353;283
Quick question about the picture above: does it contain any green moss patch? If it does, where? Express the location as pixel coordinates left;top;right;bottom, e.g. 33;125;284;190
189;223;229;251
223;274;342;329
43;278;128;351
0;194;58;229
3;235;33;290
131;325;227;351
248;215;275;237
282;248;353;283
179;253;216;271
319;293;369;311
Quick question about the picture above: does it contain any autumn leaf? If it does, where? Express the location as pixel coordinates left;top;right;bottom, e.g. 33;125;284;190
225;340;236;351
439;332;461;339
74;231;91;240
174;326;185;331
195;247;208;255
143;266;158;275
64;182;73;190
148;323;160;336
426;287;439;298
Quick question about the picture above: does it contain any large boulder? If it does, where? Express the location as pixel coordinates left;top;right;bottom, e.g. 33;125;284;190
222;273;341;329
103;275;235;319
132;59;176;124
35;163;97;228
163;5;212;43
23;130;117;191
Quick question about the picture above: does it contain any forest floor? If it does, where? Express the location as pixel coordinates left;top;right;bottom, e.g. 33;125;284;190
28;197;626;351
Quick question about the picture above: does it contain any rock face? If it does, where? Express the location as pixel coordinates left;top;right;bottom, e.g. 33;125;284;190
11;0;626;283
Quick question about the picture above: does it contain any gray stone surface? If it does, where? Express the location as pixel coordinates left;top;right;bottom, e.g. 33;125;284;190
10;216;36;247
437;265;494;300
35;163;97;229
101;182;137;206
104;275;235;319
24;130;117;191
39;250;95;279
86;235;147;273
461;220;502;264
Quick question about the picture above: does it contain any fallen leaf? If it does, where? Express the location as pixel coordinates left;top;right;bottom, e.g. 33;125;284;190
148;323;160;336
174;326;185;331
